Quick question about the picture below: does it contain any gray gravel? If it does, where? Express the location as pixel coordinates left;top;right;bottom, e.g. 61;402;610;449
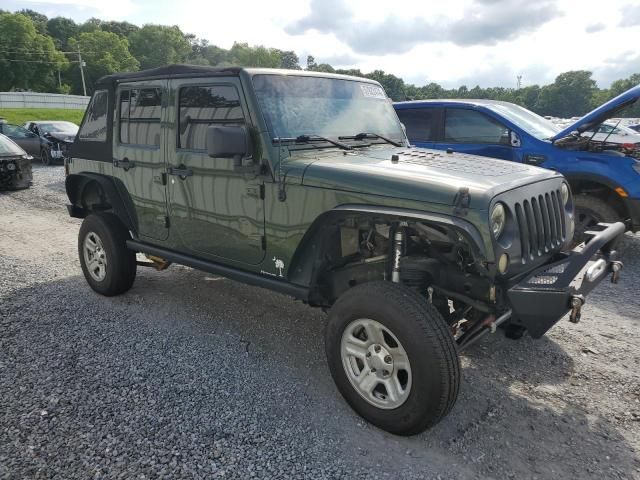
1;164;639;479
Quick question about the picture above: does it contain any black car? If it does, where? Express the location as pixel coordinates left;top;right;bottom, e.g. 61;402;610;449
24;121;79;165
0;133;32;190
0;120;42;159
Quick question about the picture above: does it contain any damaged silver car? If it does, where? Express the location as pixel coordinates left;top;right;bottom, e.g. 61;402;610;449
0;133;32;190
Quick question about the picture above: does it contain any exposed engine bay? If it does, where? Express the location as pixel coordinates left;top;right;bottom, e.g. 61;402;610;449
313;217;507;349
554;133;640;159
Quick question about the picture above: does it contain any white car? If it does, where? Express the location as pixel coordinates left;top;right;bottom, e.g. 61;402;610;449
582;123;640;145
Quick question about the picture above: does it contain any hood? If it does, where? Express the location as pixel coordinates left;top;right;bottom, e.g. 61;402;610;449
299;147;558;209
552;84;640;142
44;131;77;143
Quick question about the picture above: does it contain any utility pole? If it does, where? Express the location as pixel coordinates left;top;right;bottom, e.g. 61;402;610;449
516;75;523;90
78;46;87;96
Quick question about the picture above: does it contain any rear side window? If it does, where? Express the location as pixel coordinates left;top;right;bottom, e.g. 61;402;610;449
445;109;507;144
78;90;108;141
178;85;244;150
396;108;438;141
119;88;162;147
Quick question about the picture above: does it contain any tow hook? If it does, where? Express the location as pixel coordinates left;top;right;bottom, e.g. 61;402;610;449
611;261;623;284
569;295;585;324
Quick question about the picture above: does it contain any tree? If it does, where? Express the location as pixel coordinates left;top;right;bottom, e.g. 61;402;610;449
19;9;47;34
306;55;316;70
128;24;192;69
366;70;407;101
0;13;67;92
278;50;300;70
228;42;281;67
47;17;79;50
68;30;139;94
535;71;597;117
100;20;139;38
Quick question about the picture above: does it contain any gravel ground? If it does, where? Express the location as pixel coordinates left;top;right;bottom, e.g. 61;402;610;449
1;165;639;479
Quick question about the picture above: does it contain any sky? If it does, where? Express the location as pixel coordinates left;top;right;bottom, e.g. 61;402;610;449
4;0;640;88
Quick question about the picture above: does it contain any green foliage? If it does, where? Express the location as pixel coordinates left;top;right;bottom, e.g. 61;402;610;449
18;9;47;34
128;24;192;69
228;42;282;68
0;108;85;125
46;17;79;50
67;31;139;93
0;13;68;92
534;71;597;117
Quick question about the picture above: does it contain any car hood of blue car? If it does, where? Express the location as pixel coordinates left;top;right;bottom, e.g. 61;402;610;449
552;84;640;142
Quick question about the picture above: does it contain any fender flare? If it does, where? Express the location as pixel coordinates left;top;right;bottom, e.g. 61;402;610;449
563;172;623;193
65;172;138;233
287;204;487;288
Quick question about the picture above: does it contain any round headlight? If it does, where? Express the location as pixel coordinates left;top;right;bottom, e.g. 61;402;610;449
561;183;570;206
490;203;506;239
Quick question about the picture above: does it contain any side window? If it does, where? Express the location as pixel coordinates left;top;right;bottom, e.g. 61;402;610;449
445;109;508;144
3;124;30;138
119;87;162;147
178;85;244;150
396;108;438;141
78;90;108;141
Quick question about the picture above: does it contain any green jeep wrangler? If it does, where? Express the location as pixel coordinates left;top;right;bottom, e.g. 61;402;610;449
66;65;624;435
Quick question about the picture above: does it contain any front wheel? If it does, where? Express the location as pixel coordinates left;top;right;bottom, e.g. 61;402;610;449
78;213;137;296
40;148;51;166
573;195;620;244
325;281;460;436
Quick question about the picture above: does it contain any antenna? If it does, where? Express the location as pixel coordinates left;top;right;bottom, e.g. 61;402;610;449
516;75;522;89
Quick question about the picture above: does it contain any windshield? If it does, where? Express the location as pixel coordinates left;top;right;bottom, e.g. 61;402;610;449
488;102;560;140
37;121;78;134
0;134;25;156
252;74;404;145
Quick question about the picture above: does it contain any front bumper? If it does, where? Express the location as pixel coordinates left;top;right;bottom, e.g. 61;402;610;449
507;221;625;338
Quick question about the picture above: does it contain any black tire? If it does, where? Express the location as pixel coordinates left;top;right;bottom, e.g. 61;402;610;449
325;281;460;436
573;195;620;244
41;148;51;166
78;213;137;296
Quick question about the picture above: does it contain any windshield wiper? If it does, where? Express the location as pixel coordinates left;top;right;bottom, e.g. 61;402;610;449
339;132;403;147
274;135;352;150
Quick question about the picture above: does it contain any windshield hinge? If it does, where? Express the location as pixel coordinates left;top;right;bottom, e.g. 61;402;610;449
453;187;471;215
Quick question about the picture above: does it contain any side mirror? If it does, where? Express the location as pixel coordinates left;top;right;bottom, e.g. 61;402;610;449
206;125;250;160
509;130;521;147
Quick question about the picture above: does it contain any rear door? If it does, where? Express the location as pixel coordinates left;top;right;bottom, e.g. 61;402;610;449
395;107;443;148
112;81;169;241
166;77;265;265
438;108;516;161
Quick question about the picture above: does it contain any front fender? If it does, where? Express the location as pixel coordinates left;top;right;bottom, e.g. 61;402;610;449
287;204;488;288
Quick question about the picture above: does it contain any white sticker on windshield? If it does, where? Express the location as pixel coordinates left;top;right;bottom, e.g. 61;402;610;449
360;84;387;100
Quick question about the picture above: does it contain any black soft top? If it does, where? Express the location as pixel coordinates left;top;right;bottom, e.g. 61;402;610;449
96;64;243;87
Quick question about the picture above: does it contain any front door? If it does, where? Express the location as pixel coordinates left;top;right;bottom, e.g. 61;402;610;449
166;78;265;265
1;124;41;156
395;107;443;149
112;81;169;241
437;108;516;161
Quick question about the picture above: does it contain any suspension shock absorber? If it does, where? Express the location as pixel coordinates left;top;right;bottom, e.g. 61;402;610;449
391;227;405;283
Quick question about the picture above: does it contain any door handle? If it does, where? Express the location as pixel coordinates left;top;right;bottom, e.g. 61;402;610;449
114;157;135;171
167;165;193;179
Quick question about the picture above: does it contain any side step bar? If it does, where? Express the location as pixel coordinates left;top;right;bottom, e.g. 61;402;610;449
126;240;309;301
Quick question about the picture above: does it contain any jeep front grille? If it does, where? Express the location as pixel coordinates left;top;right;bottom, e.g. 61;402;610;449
514;189;566;263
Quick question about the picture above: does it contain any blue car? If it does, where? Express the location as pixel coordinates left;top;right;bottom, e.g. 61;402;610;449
394;86;640;239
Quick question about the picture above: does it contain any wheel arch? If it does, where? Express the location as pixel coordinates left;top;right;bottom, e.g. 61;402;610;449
564;173;629;220
287;204;487;301
66;173;138;233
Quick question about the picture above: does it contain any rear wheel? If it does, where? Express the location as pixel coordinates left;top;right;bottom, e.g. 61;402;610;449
325;281;460;435
573;195;619;243
78;213;137;296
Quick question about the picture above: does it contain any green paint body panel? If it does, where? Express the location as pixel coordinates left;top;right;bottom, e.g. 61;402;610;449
67;67;565;286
